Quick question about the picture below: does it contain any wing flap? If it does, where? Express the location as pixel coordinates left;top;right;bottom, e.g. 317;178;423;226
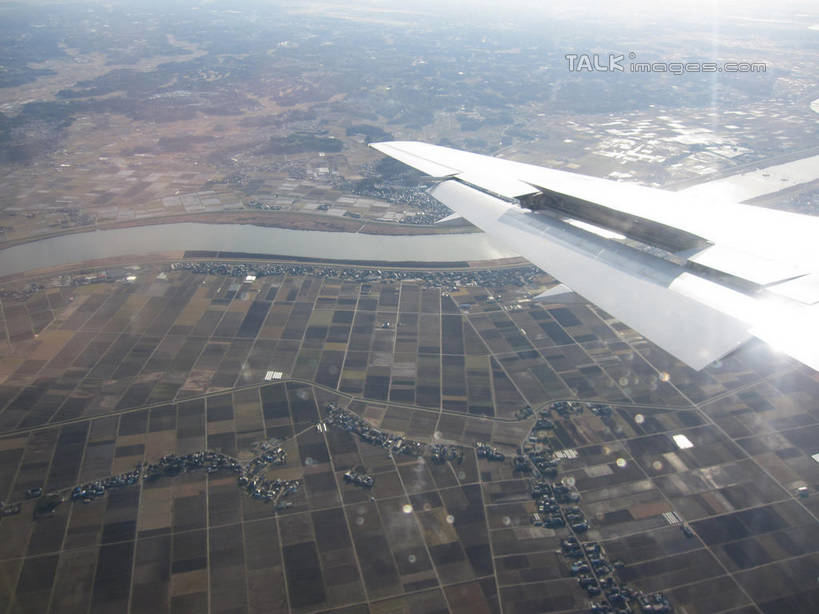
767;273;819;305
688;244;810;286
533;284;586;304
455;171;540;199
430;180;752;370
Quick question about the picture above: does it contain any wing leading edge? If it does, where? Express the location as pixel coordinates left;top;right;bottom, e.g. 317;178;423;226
371;141;819;372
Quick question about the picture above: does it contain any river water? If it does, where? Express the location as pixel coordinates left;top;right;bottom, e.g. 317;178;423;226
0;222;518;277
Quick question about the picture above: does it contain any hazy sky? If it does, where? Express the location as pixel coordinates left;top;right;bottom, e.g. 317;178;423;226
275;0;819;27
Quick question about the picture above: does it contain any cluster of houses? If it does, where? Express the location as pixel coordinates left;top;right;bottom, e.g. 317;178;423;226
11;439;301;519
324;403;426;458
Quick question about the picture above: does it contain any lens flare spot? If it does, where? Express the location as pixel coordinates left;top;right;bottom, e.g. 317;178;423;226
408;554;417;563
634;414;645;424
402;504;413;514
616;458;627;468
446;514;455;524
659;371;670;382
652;460;663;471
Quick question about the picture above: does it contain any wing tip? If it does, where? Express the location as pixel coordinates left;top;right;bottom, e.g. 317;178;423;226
369;141;459;178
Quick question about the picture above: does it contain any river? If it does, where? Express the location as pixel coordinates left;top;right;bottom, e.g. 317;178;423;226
0;222;519;277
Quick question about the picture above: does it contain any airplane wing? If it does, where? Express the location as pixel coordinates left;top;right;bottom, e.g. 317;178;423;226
678;154;819;204
371;141;819;372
